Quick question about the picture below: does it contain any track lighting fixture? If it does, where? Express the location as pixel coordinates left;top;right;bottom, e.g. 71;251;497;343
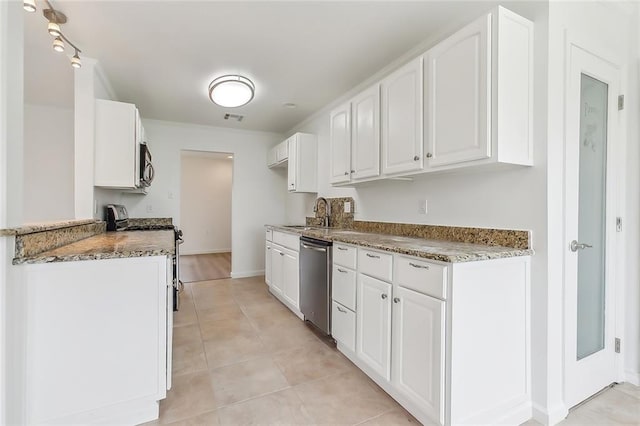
23;0;36;12
52;36;64;52
25;0;84;70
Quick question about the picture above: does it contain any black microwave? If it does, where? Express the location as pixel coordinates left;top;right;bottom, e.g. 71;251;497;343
139;142;154;187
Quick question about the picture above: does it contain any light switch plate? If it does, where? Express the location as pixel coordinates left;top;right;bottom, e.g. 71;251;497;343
418;199;427;215
344;201;351;213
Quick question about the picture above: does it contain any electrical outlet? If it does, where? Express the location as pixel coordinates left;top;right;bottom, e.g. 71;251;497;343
344;201;351;213
418;199;427;215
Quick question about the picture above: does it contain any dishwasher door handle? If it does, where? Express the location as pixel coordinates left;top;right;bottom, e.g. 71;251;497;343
301;243;327;252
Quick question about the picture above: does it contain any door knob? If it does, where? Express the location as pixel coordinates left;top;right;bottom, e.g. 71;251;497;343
570;240;593;252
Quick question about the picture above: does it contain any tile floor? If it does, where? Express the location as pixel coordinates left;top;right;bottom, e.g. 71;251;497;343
151;275;640;426
150;276;420;425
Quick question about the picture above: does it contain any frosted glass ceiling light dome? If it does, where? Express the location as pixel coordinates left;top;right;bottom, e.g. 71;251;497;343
208;75;255;108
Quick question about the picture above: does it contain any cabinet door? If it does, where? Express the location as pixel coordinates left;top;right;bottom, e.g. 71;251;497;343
357;274;392;380
351;84;380;180
332;301;356;352
270;246;284;295
276;139;289;162
265;242;272;286
381;57;423;175
329;103;352;184
425;14;491;167
287;136;297;191
392;286;445;425
282;249;299;309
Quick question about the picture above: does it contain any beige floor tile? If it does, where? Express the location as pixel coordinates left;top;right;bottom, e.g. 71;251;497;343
165;410;220;426
172;341;207;378
273;338;354;385
241;298;292;318
209;356;290;405
158;371;223;424
203;329;268;369
216;388;314;425
199;316;256;341
173;301;199;327
567;387;640;425
258;320;321;353
245;306;301;333
194;292;236;311
357;408;423;425
197;302;245;323
233;290;277;308
293;371;399;424
173;324;202;346
615;382;640;400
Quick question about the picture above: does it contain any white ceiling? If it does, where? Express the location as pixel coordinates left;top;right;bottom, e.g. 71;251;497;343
24;1;503;134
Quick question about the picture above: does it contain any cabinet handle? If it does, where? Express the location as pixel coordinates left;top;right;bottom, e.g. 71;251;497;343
337;247;348;251
351;170;355;173
409;262;429;270
366;253;380;259
267;247;270;250
337;268;348;273
426;153;433;158
336;305;348;313
344;171;349;176
413;155;420;161
393;297;400;303
381;294;388;300
279;252;285;256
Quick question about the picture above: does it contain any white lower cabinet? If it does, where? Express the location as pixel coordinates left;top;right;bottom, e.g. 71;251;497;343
335;249;531;426
266;230;302;317
331;301;356;351
392;286;445;425
356;273;392;380
282;248;299;308
265;241;272;286
270;245;284;295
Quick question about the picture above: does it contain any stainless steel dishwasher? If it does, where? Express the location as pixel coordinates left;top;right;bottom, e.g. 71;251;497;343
299;236;332;334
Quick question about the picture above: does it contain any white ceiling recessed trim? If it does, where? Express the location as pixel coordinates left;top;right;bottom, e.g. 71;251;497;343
208;75;255;108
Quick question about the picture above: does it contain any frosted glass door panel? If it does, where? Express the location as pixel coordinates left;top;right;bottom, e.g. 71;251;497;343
576;74;608;360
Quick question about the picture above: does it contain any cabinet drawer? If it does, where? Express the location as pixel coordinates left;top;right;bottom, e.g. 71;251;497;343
332;264;356;311
394;255;447;300
265;228;273;242
358;248;393;282
332;301;356;351
273;231;300;251
334;243;357;269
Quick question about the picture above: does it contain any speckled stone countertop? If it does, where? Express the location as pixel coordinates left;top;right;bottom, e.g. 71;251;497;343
0;219;98;236
13;230;175;265
267;225;533;263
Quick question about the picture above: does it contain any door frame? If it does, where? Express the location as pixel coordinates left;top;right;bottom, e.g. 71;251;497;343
562;36;625;409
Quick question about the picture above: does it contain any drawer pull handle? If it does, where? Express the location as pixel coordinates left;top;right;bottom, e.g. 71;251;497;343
381;294;388;300
337;247;348;251
393;297;400;303
337;305;348;313
337;268;348;273
366;253;380;259
279;252;285;256
409;262;429;270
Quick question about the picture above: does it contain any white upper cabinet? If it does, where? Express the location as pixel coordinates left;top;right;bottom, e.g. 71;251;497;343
351;85;381;180
329;102;352;184
95;99;143;189
425;7;534;169
287;133;317;193
381;57;424;176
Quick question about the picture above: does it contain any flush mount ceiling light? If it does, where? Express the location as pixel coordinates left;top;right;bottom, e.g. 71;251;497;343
23;0;83;69
208;75;255;108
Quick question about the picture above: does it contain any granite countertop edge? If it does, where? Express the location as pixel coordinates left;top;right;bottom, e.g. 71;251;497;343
0;219;100;236
13;249;175;265
266;224;534;263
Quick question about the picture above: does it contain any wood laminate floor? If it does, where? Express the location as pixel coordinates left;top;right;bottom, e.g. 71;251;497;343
180;253;231;282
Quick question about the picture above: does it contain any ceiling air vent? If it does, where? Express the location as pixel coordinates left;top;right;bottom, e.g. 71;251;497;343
224;113;244;122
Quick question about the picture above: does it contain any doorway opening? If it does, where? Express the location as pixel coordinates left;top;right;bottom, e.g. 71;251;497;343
179;150;233;282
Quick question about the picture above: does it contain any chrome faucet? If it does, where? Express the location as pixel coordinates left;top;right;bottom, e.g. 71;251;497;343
314;197;331;227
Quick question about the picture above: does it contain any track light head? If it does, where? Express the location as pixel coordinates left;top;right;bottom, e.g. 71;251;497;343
52;37;65;53
47;22;62;37
71;52;82;69
23;0;36;12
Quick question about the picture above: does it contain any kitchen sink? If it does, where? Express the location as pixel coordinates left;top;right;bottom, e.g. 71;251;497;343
282;225;321;231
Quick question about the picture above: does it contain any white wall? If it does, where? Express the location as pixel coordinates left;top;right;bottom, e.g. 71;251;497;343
180;154;232;255
118;119;285;277
23;104;74;223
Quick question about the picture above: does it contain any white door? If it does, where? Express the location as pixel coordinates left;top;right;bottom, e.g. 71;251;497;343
425;14;491;168
564;44;620;408
351;84;380;180
282;249;299;309
270;246;284;295
391;286;445;424
329;103;352;184
265;241;272;286
356;274;392;379
381;57;423;175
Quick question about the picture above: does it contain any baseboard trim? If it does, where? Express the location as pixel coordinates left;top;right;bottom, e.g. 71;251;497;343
624;370;640;386
230;270;264;279
532;401;569;426
180;249;231;256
